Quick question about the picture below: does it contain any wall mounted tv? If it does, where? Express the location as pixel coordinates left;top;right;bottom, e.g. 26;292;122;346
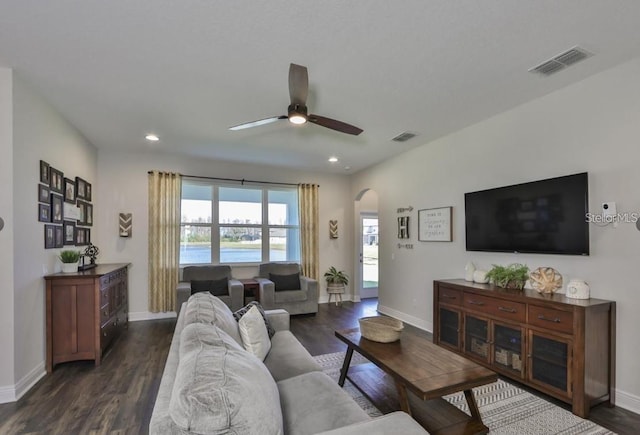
465;172;589;255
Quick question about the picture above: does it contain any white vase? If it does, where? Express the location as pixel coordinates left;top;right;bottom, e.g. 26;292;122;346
473;270;489;284
464;262;476;281
61;263;78;273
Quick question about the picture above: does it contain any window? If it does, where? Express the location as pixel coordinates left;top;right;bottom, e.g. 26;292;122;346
180;180;300;265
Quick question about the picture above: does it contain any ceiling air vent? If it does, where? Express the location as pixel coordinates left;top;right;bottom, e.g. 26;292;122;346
392;131;417;142
529;46;593;76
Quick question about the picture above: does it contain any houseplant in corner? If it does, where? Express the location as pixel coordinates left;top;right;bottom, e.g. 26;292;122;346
324;266;349;304
59;250;81;273
485;263;529;290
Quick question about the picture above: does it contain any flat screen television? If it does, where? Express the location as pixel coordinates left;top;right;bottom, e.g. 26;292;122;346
465;172;589;255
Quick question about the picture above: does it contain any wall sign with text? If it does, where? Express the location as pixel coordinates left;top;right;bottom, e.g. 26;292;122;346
418;207;452;242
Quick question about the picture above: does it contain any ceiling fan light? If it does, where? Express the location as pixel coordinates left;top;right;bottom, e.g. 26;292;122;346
289;114;307;125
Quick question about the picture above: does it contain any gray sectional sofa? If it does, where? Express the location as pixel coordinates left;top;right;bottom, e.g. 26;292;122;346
150;292;428;434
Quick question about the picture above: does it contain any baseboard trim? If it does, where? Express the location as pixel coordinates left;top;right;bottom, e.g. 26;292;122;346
377;304;432;332
128;311;177;322
0;362;46;404
0;384;15;404
318;294;353;304
615;387;640;414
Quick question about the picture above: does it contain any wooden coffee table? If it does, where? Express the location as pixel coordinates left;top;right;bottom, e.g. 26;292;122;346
335;328;497;435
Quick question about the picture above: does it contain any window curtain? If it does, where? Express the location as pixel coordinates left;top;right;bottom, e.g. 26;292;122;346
148;171;182;312
298;183;319;280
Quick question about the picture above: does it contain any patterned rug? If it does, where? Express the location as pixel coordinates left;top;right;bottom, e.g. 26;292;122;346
314;351;616;435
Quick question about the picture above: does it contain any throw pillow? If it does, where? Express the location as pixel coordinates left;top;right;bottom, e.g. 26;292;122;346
238;305;271;361
269;272;300;292
190;277;229;297
234;301;275;338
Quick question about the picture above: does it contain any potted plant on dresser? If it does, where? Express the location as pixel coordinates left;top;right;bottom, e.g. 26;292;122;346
324;266;349;305
59;250;81;273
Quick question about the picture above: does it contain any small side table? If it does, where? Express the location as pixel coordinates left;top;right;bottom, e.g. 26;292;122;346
239;278;260;304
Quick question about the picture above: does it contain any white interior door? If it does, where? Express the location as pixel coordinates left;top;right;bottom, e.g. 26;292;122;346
360;214;378;298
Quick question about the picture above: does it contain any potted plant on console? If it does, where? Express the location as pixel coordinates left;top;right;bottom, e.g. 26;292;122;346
59;250;81;273
485;263;529;290
324;266;349;304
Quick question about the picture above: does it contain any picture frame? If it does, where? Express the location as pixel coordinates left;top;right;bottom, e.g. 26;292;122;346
76;227;90;246
64;178;76;203
54;225;64;248
38;184;50;203
85;203;93;226
50;167;64;194
44;224;56;249
76;177;88;200
38;203;51;222
397;216;410;239
63;221;76;245
40;160;50;184
418;206;453;242
51;194;64;224
77;200;88;225
76;227;85;245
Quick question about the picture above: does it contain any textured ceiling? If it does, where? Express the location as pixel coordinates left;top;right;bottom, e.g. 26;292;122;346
2;1;640;173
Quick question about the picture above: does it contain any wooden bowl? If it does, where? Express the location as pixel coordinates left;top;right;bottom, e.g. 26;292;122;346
358;316;404;343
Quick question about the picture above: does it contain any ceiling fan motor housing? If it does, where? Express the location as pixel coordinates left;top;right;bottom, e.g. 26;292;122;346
288;104;308;124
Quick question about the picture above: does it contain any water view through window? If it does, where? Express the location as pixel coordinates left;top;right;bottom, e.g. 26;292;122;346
180;182;299;264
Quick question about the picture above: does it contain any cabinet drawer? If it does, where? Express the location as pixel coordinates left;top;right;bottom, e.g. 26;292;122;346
528;305;573;334
438;287;462;305
100;288;109;307
100;304;111;325
463;293;525;323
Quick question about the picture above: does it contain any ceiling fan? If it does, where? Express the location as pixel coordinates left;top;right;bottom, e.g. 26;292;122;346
229;63;363;136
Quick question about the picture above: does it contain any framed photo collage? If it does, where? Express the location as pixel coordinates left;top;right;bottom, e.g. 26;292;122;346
38;160;93;249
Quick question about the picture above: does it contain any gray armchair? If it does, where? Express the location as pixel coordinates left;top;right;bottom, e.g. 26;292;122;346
256;262;318;315
176;265;244;314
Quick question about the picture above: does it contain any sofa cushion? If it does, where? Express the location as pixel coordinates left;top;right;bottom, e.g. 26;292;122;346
238;305;272;360
234;301;276;338
182;292;243;345
170;324;283;434
275;289;308;303
190;277;229;297
277;372;369;435
270;272;301;291
263;330;322;382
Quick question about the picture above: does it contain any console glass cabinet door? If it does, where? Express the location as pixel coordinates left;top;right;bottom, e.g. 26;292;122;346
528;330;572;397
438;307;461;350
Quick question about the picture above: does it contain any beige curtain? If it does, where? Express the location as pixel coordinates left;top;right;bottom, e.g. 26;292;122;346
148;171;182;312
298;183;319;280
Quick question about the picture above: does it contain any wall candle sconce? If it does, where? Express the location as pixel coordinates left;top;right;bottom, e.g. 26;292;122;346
119;213;132;237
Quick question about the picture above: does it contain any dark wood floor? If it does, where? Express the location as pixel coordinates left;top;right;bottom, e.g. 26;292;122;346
0;299;637;434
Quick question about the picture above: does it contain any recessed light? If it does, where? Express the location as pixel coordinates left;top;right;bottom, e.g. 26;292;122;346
344;166;351;171
145;134;160;142
328;156;338;163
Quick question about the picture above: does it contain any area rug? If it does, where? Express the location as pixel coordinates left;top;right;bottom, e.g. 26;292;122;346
314;351;615;435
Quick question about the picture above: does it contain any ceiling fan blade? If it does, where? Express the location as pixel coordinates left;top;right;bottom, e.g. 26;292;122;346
308;114;363;136
289;63;308;106
229;116;287;131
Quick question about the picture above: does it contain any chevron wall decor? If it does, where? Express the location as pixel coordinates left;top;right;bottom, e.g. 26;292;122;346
329;220;338;239
119;213;132;237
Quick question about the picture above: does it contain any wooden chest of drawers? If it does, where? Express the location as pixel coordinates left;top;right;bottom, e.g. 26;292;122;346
45;263;130;372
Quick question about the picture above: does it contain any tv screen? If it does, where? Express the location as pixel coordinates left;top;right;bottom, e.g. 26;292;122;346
465;173;589;255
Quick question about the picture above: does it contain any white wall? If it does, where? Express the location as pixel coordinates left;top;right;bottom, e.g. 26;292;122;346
352;57;640;411
11;75;97;396
0;68;15;399
96;150;354;319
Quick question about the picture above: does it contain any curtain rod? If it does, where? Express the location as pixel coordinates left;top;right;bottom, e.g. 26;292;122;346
147;171;318;187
